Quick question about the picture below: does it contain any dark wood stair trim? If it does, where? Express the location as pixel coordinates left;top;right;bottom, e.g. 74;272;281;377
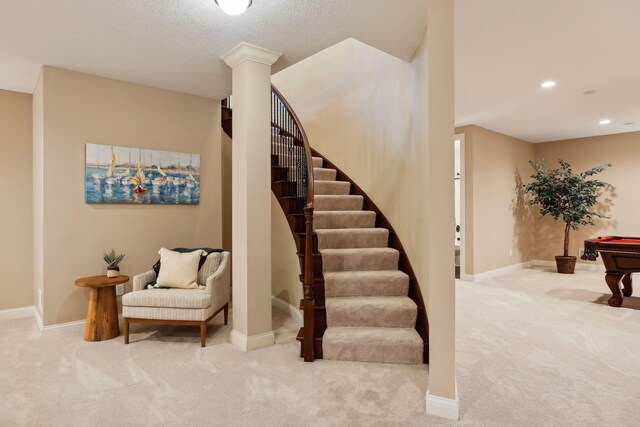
310;148;430;363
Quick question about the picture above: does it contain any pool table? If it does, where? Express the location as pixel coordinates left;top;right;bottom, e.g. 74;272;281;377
582;236;639;307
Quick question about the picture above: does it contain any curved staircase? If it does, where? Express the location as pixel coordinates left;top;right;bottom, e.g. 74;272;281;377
309;153;425;364
226;86;429;364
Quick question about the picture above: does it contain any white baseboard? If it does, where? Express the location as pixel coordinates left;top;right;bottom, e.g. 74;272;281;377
40;319;87;337
466;262;527;282
426;382;459;421
34;307;43;331
0;305;36;321
34;313;123;338
461;259;606;283
271;296;303;327
2;306;127;338
230;330;275;352
526;259;606;272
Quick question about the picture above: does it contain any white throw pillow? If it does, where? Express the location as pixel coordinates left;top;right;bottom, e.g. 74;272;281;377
155;248;204;289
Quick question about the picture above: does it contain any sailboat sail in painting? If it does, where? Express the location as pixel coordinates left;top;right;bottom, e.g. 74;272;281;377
85;143;200;204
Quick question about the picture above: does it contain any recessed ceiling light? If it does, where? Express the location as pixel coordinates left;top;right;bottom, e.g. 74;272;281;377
599;119;611;125
540;80;557;89
215;0;252;16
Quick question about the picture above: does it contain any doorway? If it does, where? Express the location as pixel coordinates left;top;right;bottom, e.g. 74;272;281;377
455;134;465;279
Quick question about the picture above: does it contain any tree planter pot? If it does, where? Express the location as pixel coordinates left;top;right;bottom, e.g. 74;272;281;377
107;267;120;278
555;256;577;274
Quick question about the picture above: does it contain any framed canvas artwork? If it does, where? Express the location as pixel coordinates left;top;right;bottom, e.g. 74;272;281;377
85;144;200;205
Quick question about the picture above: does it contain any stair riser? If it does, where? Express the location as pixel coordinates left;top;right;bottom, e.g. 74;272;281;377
297;254;324;279
271;166;289;182
314;196;364;211
316;229;389;249
297;274;327;301
288;215;307;234
283;198;305;214
314;168;337;181
312;157;323;168
315;181;350;196
314;213;376;230
272;181;297;198
322;341;423;365
325;279;408;297
321;252;399;272
326;305;416;328
294;233;318;254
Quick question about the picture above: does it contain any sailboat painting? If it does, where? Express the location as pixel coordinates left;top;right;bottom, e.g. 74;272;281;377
85;143;200;205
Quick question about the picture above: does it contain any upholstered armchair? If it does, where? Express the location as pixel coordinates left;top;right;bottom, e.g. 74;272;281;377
122;251;231;347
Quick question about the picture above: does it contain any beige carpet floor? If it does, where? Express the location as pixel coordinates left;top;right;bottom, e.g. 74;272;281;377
1;266;639;426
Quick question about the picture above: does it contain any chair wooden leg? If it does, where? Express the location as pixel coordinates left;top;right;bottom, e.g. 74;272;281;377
124;318;130;344
200;322;206;347
223;303;229;325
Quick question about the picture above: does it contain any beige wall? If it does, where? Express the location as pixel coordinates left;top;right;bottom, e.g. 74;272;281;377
272;11;456;400
38;67;222;325
271;195;302;307
271;38;416;306
221;131;233;252
534;131;640;263
456;125;536;275
33;73;44;316
423;0;456;401
0;89;33;310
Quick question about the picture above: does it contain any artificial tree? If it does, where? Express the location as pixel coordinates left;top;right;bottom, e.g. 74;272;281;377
524;158;612;274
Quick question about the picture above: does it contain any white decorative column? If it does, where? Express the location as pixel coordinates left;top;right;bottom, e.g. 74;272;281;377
222;43;282;351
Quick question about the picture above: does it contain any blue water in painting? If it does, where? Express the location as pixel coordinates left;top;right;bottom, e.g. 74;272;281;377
85;167;200;204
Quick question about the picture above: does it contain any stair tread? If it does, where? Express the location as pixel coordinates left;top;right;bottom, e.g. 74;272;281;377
314;180;350;196
324;270;410;297
314;210;375;230
314;180;347;184
323;326;423;345
314;195;362;199
326;296;416;308
314;195;365;212
323;326;423;364
325;296;416;328
324;270;408;279
314;211;375;216
316;227;388;234
320;247;399;255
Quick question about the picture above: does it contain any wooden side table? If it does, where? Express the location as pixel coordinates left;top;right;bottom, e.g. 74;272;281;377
75;275;129;341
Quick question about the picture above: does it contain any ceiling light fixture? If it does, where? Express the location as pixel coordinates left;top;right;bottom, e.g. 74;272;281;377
215;0;252;16
599;119;611;125
540;80;557;89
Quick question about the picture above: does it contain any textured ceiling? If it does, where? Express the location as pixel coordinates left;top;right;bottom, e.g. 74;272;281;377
0;0;427;99
455;0;640;142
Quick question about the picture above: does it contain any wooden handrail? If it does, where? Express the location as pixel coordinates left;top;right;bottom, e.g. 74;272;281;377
271;84;315;362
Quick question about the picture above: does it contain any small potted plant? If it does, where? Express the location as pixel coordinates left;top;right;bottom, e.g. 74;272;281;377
103;249;126;278
524;158;612;274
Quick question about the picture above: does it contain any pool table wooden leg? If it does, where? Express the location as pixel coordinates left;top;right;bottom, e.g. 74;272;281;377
605;273;624;307
622;274;633;297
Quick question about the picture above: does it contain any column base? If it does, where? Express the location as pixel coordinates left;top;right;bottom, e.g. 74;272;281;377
230;330;275;352
426;382;459;421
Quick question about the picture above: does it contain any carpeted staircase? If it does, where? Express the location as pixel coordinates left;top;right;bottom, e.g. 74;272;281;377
311;156;424;364
232;86;428;364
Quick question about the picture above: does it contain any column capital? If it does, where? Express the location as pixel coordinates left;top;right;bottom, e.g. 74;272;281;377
221;42;282;68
